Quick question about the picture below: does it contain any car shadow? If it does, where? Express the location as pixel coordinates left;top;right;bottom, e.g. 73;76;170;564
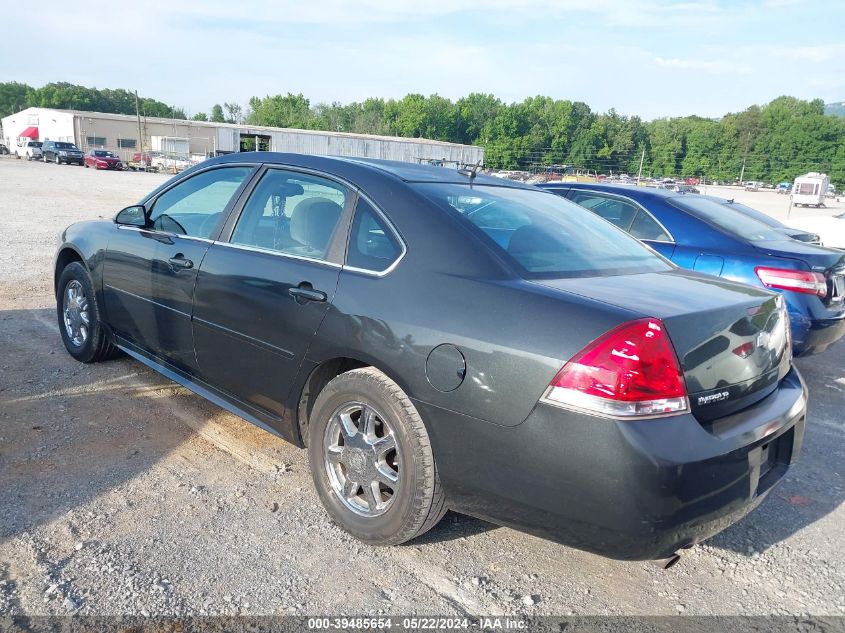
0;307;199;542
2;307;842;560
707;340;845;556
408;511;499;546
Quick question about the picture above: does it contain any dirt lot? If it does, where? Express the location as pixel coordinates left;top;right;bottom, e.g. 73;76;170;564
0;158;843;617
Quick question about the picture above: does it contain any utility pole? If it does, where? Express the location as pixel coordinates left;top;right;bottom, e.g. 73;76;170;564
636;148;645;185
134;90;144;165
739;131;751;184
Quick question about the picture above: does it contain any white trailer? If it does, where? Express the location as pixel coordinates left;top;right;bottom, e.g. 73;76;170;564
792;172;830;207
151;136;190;157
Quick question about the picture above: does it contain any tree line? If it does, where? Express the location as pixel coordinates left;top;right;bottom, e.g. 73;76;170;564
2;82;843;184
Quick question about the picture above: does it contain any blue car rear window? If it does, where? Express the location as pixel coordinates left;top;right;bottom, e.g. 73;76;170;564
671;197;785;242
413;183;672;279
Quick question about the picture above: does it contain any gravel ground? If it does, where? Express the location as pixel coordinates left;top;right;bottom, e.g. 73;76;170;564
0;158;843;618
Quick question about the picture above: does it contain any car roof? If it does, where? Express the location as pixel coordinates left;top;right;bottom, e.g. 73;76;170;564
538;182;684;201
205;152;535;188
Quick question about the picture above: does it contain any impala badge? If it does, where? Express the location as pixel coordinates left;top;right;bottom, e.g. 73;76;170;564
698;391;730;406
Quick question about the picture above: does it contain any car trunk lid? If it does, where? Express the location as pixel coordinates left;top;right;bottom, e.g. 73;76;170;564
533;269;791;422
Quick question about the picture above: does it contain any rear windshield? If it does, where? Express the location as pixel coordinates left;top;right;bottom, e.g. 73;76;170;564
28;142;42;147
670;197;784;242
413;183;672;279
714;199;783;228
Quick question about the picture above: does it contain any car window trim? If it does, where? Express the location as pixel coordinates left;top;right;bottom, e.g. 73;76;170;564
212;240;344;269
569;189;676;244
342;191;407;278
140;163;260;242
115;224;216;244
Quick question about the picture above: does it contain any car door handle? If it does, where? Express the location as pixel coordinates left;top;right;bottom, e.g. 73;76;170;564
168;255;194;270
289;283;327;303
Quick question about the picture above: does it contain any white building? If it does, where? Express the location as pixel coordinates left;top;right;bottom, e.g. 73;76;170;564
1;107;484;165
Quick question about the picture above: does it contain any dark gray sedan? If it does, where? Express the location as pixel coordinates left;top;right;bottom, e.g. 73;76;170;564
55;153;806;563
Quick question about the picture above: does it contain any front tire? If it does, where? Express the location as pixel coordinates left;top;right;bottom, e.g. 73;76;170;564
55;154;61;165
56;262;119;363
308;367;447;545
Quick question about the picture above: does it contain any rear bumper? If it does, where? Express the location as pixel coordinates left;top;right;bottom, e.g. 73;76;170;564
791;311;845;356
419;367;806;560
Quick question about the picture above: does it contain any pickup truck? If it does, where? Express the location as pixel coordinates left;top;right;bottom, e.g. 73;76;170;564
15;140;43;161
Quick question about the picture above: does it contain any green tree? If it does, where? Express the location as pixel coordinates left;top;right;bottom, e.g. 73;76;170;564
0;81;32;117
210;104;225;123
247;94;311;128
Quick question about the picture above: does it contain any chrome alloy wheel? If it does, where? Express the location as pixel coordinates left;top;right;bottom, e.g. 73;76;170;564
323;402;400;517
63;280;90;347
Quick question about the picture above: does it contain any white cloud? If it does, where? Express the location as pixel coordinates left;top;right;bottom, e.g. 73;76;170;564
654;56;752;74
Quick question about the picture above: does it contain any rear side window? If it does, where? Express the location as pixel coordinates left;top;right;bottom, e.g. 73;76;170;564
231;168;348;261
346;199;402;272
629;211;671;241
414;183;671;279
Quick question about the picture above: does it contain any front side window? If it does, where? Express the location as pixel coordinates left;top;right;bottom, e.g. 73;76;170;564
230;169;348;261
149;166;252;239
346;198;402;272
414;184;672;278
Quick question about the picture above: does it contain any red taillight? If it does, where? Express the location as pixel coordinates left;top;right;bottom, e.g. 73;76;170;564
543;318;688;418
755;266;827;298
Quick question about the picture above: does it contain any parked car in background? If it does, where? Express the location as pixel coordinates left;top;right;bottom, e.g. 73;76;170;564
15;140;43;161
661;183;699;194
42;141;84;165
539;182;845;356
84;149;123;170
776;182;791;194
128;151;155;172
0;143;8;155
54;153;806;564
744;181;761;191
785;214;845;251
711;197;821;244
151;153;192;172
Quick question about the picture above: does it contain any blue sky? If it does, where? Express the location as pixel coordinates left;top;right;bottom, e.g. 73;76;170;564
3;0;844;120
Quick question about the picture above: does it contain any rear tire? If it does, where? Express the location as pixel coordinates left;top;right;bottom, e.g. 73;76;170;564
56;262;120;363
308;367;447;545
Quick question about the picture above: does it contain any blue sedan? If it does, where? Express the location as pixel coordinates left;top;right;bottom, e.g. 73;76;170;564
539;182;845;356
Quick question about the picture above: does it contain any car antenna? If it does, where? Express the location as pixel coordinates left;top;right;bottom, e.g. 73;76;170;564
458;161;482;179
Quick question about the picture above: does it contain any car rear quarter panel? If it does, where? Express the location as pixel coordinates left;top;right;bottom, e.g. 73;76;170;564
305;185;640;428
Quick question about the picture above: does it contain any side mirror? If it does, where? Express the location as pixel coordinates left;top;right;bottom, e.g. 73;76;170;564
115;204;148;227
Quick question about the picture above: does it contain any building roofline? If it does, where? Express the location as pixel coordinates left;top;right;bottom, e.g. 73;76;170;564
2;106;480;150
